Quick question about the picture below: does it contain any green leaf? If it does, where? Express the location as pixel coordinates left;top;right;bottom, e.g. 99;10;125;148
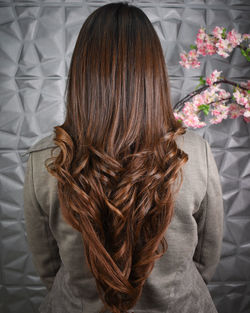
194;77;206;90
198;104;210;115
190;44;197;50
240;47;250;61
241;48;247;56
247;89;250;94
199;76;206;85
222;27;227;39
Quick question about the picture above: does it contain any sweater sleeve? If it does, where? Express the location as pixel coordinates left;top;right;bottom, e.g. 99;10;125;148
193;140;224;284
23;152;61;290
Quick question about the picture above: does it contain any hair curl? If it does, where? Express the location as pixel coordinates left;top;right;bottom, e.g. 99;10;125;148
45;2;189;313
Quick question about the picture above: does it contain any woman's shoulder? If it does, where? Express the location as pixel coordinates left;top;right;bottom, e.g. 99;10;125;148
21;132;57;157
176;128;207;152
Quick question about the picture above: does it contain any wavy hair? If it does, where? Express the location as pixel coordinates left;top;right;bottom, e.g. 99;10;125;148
45;2;189;313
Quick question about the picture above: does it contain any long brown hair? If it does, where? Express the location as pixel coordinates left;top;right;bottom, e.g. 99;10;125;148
45;2;188;312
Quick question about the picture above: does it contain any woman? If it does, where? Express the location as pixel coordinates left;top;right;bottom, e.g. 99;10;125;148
23;2;224;313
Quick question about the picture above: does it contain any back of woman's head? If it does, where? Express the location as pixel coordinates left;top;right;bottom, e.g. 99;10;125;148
45;2;189;312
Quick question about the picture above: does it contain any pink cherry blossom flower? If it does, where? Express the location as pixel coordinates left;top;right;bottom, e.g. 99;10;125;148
195;28;207;56
215;38;232;57
206;70;222;86
179;49;200;69
242;33;250;40
227;103;243;118
226;29;243;48
233;89;250;107
210;115;224;124
211;104;229;120
196;27;207;42
243;116;250;122
212;26;225;39
243;108;250;118
240;80;250;89
206;35;217;55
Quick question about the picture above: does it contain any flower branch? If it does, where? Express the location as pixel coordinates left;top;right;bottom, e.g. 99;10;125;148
173;26;250;128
